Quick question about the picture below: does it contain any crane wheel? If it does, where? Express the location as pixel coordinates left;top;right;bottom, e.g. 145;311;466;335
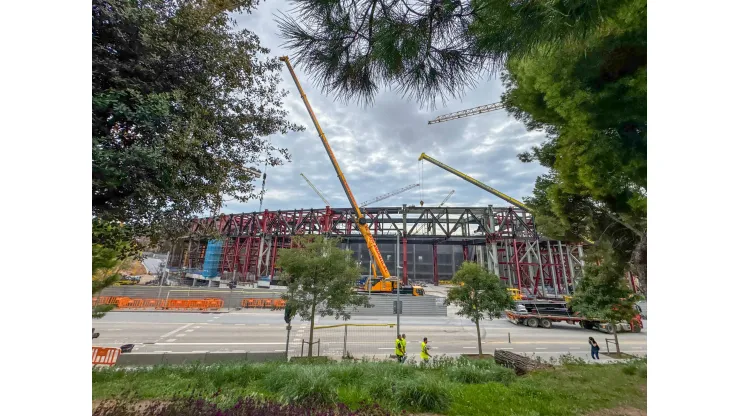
540;319;552;329
526;318;539;327
604;323;616;334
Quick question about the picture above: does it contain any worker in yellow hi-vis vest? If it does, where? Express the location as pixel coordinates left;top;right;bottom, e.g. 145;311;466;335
420;337;431;363
395;335;404;363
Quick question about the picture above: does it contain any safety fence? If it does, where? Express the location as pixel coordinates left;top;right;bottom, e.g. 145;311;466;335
240;298;286;309
290;323;397;359
93;296;224;310
92;347;121;366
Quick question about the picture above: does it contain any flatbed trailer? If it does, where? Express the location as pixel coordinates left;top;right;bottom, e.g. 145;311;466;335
504;310;643;333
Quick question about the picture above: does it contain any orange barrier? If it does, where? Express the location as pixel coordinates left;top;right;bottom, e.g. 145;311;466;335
92;347;121;366
91;296;226;311
239;298;283;309
273;299;286;309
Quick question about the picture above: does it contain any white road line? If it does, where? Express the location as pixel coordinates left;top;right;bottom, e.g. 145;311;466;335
185;329;194;333
159;323;194;339
176;334;186;337
194;326;201;329
153;342;284;346
258;324;270;326
166;339;176;342
535;348;547;350
462;347;477;349
274;349;286;352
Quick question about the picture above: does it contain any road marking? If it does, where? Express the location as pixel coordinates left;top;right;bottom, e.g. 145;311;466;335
235;324;245;326
153;342;285;346
378;348;394;350
166;339;176;342
176;334;186;337
258;324;270;326
185;329;194;333
535;348;547;350
274;349;286;352
194;326;201;329
160;323;194;339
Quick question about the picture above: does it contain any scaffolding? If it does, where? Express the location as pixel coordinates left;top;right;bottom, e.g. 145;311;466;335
168;205;585;297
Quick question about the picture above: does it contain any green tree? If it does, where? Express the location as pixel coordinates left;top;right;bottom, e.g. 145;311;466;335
445;261;512;357
92;219;142;319
93;0;302;237
276;236;371;356
569;244;639;354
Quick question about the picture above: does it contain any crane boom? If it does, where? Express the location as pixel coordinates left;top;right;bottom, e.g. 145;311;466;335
439;190;455;207
280;56;391;279
428;102;505;125
419;152;530;211
300;173;331;206
360;183;420;207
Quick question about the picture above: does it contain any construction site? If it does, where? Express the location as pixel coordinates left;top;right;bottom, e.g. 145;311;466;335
163;57;597;299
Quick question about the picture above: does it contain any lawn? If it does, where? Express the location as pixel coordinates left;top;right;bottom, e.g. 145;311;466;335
92;356;647;415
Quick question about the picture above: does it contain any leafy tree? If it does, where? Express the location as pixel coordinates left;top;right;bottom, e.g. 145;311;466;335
276;236;371;356
444;261;511;357
93;0;303;238
92;219;142;318
569;244;639;354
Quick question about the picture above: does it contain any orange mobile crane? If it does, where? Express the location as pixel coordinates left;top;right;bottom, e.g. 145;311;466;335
280;56;423;296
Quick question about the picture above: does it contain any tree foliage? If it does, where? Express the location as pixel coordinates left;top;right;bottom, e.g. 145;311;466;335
569;243;640;352
277;0;623;107
93;0;302;238
92;219;142;318
445;261;511;356
276;236;371;356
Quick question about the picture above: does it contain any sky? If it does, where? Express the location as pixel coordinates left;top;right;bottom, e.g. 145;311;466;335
221;1;549;215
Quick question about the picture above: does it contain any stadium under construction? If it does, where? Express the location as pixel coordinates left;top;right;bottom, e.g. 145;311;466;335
167;205;585;298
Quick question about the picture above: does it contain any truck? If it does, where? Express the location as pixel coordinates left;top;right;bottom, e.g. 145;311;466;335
505;299;643;333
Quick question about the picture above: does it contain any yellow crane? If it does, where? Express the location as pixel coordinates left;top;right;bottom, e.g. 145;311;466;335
280;56;424;295
418;152;530;211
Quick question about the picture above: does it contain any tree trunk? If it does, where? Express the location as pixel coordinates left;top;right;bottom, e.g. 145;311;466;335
475;319;483;357
630;231;647;296
308;300;316;357
613;324;621;354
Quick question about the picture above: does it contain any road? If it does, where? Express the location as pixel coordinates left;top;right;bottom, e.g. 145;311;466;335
92;309;648;361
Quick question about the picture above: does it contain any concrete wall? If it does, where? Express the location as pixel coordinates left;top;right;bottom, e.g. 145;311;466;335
114;351;286;366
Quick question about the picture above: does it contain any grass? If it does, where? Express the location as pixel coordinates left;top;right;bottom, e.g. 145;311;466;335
93;357;647;415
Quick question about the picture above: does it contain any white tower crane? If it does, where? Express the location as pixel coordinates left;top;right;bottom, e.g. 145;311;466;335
360;183;420;207
300;173;331;207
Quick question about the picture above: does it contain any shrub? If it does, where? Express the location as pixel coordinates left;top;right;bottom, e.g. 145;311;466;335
262;365;339;406
393;375;452;412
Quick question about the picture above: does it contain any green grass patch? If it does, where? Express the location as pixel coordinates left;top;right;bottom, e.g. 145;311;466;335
93;357;647;415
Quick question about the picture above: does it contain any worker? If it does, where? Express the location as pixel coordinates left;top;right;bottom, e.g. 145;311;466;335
401;334;407;362
420;337;431;363
395;335;404;363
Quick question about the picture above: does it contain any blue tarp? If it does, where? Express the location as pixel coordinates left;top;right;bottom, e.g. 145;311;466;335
201;240;223;278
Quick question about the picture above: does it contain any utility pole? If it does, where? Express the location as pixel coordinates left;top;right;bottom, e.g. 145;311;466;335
396;231;401;336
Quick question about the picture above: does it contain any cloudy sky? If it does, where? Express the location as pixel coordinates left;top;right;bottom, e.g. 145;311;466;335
221;1;549;215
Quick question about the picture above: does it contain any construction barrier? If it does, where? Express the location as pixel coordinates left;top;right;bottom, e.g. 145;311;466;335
92;347;121;366
240;298;285;309
91;297;224;311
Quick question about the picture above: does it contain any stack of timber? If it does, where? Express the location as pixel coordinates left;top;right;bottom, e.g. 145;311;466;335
494;350;553;375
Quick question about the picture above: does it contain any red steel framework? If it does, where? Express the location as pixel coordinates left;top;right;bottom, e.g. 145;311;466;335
169;205;586;296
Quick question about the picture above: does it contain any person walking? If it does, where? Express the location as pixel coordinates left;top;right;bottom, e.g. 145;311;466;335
589;337;600;360
420;337;431;363
395;335;405;363
401;334;407;362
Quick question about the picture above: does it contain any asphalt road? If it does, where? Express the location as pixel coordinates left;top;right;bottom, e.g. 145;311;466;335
92;309;647;361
